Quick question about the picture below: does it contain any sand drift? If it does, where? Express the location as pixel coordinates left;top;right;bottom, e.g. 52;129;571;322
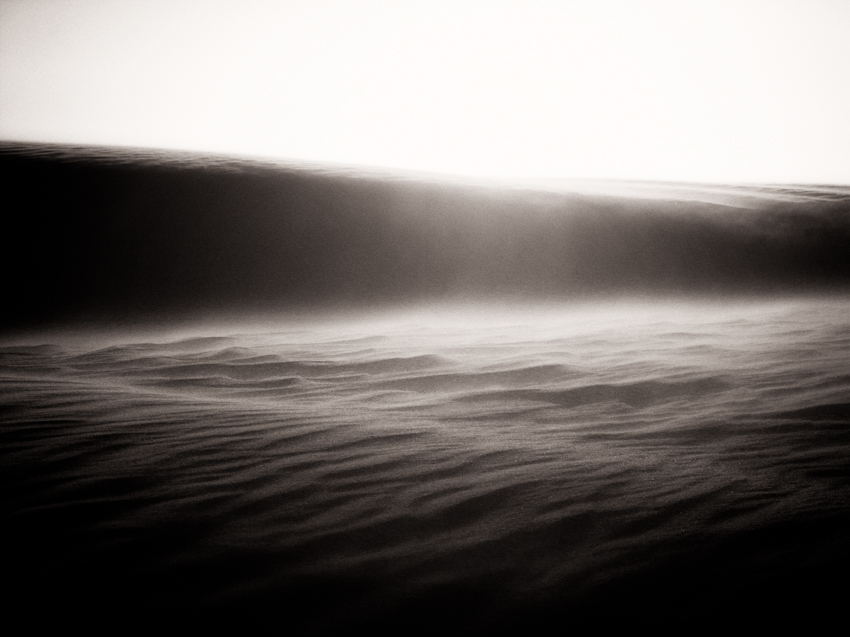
2;142;849;328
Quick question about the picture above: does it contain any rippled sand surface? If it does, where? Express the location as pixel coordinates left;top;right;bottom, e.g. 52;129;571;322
3;299;850;633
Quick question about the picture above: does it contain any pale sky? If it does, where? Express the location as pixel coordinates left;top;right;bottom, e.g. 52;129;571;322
1;0;849;183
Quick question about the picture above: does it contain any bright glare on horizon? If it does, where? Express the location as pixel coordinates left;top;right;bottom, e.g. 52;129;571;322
1;0;849;183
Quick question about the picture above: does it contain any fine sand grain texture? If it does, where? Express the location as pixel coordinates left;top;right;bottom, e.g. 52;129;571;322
2;300;850;633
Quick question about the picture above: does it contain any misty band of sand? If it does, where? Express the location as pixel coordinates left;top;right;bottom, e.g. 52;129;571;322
2;144;850;633
2;142;849;329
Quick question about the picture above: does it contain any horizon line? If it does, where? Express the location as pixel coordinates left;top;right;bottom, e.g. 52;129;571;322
3;137;850;191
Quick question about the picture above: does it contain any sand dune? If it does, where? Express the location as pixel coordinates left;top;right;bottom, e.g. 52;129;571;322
2;144;849;632
2;142;849;329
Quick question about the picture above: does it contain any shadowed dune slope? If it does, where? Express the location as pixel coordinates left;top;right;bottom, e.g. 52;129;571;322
2;142;849;328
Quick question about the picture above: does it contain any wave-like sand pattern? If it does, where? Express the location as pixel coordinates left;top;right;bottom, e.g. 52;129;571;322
2;299;850;632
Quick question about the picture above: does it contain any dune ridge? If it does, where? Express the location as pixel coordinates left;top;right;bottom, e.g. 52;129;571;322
2;142;849;329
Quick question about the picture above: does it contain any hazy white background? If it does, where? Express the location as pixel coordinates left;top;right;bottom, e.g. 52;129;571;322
1;0;849;183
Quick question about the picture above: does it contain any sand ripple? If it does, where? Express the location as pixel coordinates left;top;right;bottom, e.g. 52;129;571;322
2;299;850;632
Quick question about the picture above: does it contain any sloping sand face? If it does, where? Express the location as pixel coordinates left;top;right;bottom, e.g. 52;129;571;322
3;299;849;632
2;142;850;330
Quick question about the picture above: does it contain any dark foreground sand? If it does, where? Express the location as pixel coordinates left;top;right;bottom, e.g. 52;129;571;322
2;299;849;633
